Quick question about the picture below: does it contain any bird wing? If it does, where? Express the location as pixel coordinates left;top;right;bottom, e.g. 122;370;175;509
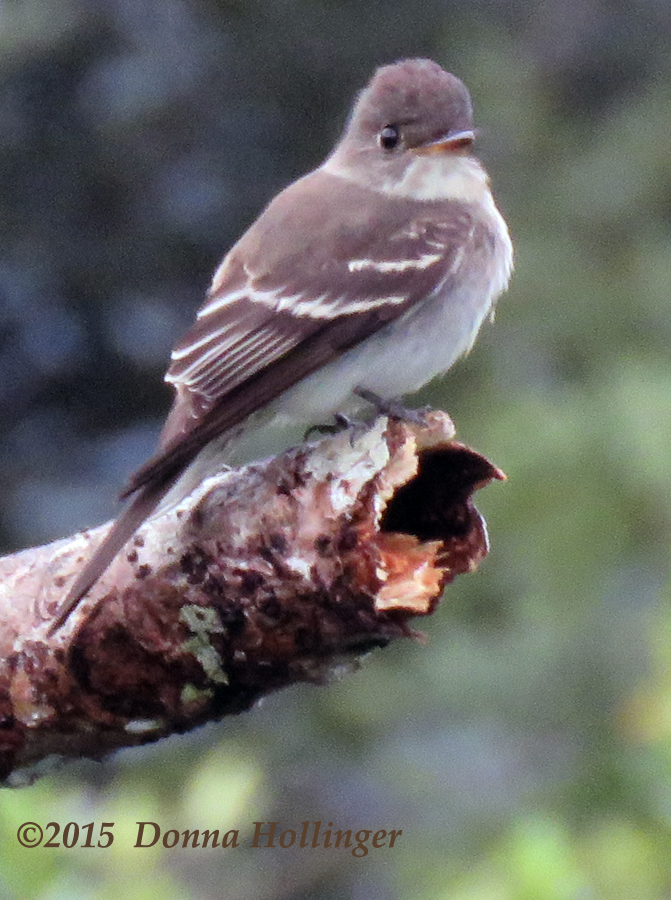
123;175;479;497
52;186;482;629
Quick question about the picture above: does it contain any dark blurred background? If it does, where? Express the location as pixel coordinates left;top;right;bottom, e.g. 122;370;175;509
2;1;671;898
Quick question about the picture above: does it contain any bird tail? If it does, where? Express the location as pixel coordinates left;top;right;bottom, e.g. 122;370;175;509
47;481;169;635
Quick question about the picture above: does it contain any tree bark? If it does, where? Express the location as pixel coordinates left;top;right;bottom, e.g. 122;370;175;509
0;412;504;784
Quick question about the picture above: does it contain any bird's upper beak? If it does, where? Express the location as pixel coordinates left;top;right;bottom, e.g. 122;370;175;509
412;129;476;155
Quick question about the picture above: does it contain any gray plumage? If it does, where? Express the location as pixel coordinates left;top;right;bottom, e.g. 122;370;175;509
50;58;512;633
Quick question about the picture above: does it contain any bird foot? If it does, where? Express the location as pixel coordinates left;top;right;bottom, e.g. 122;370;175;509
353;388;432;426
304;413;366;443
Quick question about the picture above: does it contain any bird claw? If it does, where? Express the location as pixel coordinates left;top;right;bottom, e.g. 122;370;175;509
304;413;370;447
303;390;433;447
353;387;432;426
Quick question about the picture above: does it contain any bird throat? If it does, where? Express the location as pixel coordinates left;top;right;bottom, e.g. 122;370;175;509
324;152;490;203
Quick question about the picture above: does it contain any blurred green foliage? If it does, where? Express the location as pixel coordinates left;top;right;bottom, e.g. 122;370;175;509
1;1;671;898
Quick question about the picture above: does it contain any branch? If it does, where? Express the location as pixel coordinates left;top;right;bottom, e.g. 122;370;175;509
0;412;504;784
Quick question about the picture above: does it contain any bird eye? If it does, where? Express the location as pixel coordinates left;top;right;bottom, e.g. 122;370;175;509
378;125;400;151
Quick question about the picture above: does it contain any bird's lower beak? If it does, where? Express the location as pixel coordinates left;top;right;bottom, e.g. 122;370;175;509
413;129;476;154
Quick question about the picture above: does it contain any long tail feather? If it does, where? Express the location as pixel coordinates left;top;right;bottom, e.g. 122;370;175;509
47;481;169;635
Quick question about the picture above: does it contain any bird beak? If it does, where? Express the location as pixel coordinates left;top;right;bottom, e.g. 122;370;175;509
413;129;476;154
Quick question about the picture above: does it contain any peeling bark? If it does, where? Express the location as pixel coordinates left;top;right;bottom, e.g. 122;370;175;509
0;412;504;784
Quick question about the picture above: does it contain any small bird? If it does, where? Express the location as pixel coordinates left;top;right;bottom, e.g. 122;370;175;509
50;58;513;633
